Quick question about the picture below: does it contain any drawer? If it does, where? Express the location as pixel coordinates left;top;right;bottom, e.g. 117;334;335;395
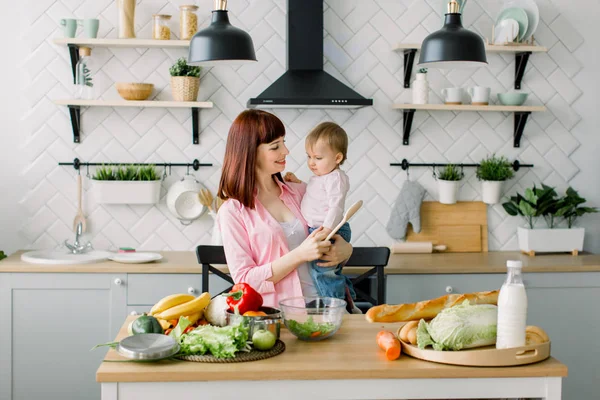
127;274;201;305
127;274;235;305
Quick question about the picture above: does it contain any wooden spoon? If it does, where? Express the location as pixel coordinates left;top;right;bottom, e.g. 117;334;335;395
198;188;214;213
73;174;87;233
325;200;363;241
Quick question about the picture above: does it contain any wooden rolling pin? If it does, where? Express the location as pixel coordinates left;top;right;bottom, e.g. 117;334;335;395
390;242;447;254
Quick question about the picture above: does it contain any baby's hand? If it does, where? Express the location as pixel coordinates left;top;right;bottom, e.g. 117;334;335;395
284;172;302;184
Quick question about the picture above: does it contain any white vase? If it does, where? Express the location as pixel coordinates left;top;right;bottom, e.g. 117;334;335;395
518;227;585;254
481;180;503;204
412;73;429;104
438;180;460;204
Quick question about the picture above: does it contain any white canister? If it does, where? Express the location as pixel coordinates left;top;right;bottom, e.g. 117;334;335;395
481;180;503;204
438;179;460;204
412;73;429;104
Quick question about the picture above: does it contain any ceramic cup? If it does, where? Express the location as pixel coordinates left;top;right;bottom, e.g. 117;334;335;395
60;18;78;38
468;87;491;105
441;88;463;104
80;19;100;38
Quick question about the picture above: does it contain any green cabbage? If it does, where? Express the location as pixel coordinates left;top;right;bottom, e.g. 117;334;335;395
417;301;497;351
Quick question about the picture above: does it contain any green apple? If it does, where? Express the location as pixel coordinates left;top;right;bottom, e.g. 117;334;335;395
252;329;276;351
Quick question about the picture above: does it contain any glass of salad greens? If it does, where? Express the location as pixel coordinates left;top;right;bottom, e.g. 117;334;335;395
278;297;346;341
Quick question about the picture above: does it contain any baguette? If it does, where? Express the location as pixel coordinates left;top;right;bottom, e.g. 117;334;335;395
366;290;499;323
398;321;418;342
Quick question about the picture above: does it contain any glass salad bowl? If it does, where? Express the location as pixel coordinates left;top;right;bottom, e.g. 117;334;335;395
278;296;346;341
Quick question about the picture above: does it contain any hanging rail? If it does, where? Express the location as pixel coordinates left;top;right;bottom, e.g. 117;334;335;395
390;159;533;171
59;158;212;171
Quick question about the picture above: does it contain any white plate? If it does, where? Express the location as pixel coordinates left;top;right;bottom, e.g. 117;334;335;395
109;252;163;264
503;0;539;41
495;18;519;44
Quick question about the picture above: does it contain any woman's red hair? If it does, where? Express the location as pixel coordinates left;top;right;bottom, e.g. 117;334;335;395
218;110;286;208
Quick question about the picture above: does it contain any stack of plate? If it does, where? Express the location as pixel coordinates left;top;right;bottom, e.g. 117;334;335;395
494;0;540;44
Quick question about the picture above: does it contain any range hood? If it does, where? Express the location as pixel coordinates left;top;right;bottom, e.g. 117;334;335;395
248;0;373;109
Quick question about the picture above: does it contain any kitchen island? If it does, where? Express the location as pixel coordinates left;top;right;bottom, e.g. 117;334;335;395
97;315;567;400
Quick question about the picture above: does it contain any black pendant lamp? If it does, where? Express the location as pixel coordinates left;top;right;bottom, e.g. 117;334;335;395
188;0;257;66
418;0;487;69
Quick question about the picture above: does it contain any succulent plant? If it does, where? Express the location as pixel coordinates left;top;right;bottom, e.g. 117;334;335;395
169;57;202;77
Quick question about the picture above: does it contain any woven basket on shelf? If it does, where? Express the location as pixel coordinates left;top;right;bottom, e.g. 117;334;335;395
171;76;200;101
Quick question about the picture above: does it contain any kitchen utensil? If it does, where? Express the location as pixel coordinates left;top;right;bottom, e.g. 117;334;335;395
406;201;488;253
498;92;528;106
166;175;206;224
494;18;519;44
73;174;87;233
495;7;529;42
115;82;154;100
198;188;214;213
503;0;539;41
226;306;282;339
441;88;464;105
390;242;447;254
108;252;163;264
398;337;550;367
116;333;179;360
278;296;346;341
468;86;491;105
325;200;363;241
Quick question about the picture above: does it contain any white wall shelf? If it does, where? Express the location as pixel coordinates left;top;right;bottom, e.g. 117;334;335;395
54;100;213;144
393;43;548;90
53;38;190;48
393;103;546;147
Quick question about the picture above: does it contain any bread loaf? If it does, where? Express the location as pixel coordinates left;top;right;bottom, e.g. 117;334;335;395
526;325;549;344
366;290;499;323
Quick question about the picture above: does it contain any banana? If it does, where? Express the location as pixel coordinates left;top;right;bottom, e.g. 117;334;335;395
155;292;211;320
149;293;195;316
157;318;172;331
184;311;203;325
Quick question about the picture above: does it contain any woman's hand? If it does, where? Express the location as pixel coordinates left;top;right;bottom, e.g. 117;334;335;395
296;227;331;262
317;234;353;267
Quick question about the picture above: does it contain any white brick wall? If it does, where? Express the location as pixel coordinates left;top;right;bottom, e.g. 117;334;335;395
11;0;598;253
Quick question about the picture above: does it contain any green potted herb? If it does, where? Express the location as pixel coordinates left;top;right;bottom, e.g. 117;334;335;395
502;185;597;255
476;154;514;204
436;164;463;204
169;57;202;101
92;165;161;204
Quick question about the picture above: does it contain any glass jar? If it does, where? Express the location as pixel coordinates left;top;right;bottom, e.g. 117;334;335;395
179;5;199;40
152;14;172;40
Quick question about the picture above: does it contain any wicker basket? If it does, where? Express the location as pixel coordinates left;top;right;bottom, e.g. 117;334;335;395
171;76;200;101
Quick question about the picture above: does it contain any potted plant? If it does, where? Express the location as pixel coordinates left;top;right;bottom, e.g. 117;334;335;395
169;57;202;102
476;154;514;204
92;165;161;204
0;250;5;261
436;164;463;204
412;68;429;104
502;185;597;255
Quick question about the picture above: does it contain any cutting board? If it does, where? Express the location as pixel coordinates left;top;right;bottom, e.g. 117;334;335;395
406;201;488;253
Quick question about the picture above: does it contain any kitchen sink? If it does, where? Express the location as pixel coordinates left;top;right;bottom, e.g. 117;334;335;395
21;250;113;265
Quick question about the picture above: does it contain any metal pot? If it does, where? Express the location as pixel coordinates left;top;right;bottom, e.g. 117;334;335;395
225;306;281;339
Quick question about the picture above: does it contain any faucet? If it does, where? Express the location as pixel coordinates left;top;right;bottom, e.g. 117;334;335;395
64;222;93;254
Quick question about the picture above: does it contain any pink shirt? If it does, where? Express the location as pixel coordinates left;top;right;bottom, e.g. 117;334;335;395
217;179;308;308
300;169;350;229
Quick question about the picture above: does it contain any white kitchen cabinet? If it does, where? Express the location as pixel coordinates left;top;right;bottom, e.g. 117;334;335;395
0;273;127;400
386;272;600;400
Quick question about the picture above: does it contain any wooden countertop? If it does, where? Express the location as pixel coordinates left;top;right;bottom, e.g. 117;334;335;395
2;250;600;274
96;315;567;382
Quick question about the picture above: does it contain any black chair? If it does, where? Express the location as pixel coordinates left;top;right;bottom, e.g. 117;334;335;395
196;245;391;305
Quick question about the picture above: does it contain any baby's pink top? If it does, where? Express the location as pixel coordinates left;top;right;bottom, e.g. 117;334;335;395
217;179;308;308
300;168;350;229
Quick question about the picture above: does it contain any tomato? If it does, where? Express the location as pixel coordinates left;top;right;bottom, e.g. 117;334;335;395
183;326;195;334
164;328;172;335
243;311;268;317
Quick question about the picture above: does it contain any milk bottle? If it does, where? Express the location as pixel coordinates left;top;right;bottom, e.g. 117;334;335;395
496;260;528;349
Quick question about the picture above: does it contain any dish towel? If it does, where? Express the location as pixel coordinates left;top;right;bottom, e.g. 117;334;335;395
386;181;426;240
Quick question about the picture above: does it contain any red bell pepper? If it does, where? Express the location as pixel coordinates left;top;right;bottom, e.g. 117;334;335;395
225;283;263;315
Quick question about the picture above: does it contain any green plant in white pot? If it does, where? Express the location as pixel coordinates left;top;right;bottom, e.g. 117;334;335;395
169;57;202;102
502;185;597;255
436;164;463;204
476;154;514;204
92;165;162;204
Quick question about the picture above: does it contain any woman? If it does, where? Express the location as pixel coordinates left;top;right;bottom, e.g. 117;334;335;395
217;109;353;309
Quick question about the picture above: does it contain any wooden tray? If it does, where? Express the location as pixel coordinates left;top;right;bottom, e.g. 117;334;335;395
399;339;550;367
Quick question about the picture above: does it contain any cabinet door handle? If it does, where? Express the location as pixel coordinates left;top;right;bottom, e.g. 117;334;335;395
114;278;123;286
445;286;454;293
130;311;138;316
188;287;196;294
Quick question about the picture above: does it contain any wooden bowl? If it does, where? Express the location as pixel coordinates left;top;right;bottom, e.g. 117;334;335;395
115;83;154;101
